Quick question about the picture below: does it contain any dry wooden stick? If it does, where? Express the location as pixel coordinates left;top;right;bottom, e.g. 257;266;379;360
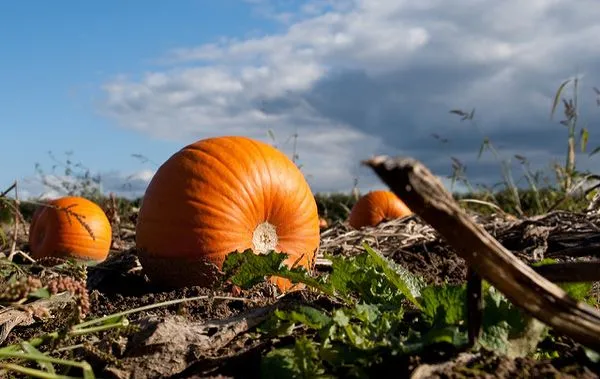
547;245;600;258
533;261;600;283
466;267;483;347
8;182;20;261
363;156;600;351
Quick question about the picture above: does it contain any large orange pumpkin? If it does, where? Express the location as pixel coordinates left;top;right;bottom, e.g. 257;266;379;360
135;135;320;292
348;190;412;229
29;196;112;261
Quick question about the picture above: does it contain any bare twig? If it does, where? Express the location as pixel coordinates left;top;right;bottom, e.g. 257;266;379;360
466;267;483;347
363;155;600;351
0;183;16;198
0;181;28;260
458;198;514;219
8;182;20;260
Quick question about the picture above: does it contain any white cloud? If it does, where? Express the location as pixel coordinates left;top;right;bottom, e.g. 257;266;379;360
99;0;600;194
18;170;155;200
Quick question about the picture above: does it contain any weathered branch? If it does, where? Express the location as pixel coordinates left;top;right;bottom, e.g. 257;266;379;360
466;268;482;347
363;155;600;351
546;244;600;258
533;261;600;283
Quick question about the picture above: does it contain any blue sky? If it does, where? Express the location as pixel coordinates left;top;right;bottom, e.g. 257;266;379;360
1;1;287;196
3;0;600;199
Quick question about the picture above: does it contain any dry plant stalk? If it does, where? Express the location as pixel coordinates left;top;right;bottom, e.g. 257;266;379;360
0;181;26;260
364;155;600;351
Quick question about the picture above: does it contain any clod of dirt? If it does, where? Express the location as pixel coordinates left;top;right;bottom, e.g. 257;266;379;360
103;305;276;379
0;291;74;344
410;349;599;379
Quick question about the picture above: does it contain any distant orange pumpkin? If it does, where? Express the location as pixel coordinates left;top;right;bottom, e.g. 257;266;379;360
135;136;320;292
348;190;412;229
29;196;112;261
319;217;328;229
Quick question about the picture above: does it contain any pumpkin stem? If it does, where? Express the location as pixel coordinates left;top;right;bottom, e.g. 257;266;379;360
252;222;278;254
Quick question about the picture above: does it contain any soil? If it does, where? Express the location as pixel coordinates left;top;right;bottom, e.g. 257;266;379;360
1;210;600;378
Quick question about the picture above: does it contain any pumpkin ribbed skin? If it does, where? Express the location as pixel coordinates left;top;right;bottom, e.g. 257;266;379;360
348;190;412;229
29;196;112;261
136;136;320;292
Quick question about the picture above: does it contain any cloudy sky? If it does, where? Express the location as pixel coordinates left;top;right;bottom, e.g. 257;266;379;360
3;0;600;200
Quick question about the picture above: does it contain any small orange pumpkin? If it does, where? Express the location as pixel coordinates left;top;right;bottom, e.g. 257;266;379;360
348;190;412;229
29;196;112;261
135;135;320;292
319;217;328;229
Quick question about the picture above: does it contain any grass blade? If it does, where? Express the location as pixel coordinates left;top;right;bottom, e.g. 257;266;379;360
551;78;571;120
20;342;56;374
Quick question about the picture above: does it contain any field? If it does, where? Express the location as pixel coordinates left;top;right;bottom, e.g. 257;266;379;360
1;79;600;378
0;181;599;378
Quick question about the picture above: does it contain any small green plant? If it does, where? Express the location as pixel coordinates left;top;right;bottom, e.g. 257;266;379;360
449;108;524;215
314;192;358;223
550;76;587;192
0;277;248;378
221;244;598;378
443;74;600;217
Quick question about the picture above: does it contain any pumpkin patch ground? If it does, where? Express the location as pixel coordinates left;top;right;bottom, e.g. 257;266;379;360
1;201;600;378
